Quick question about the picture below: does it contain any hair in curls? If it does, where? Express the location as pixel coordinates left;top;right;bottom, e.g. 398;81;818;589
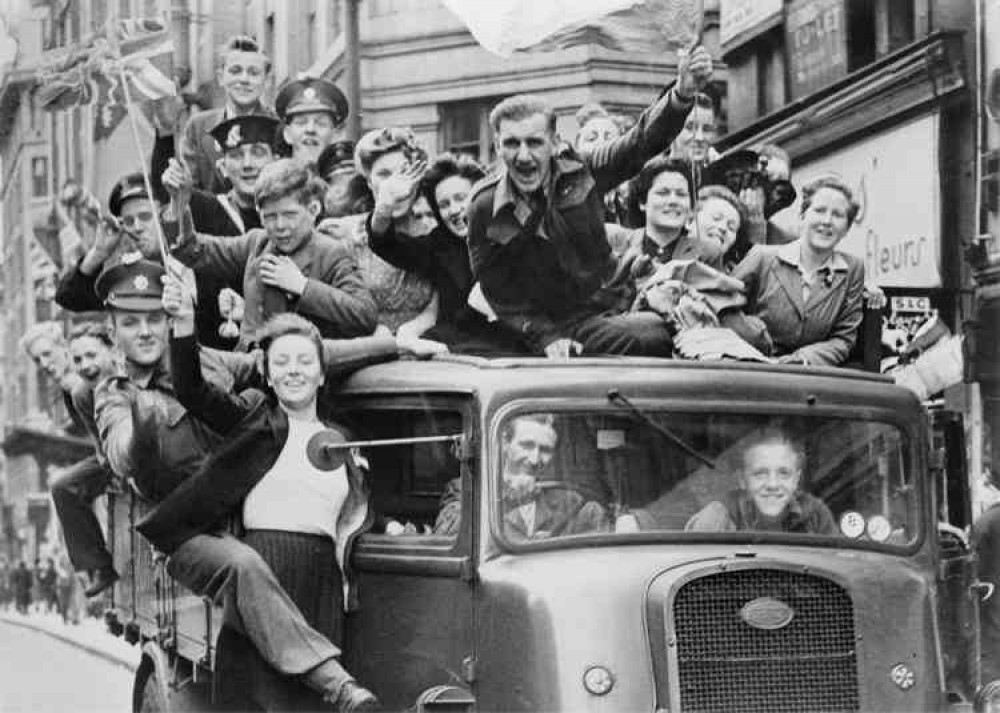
626;156;695;227
421;152;486;225
257;313;326;382
254;158;326;209
800;176;860;226
696;184;751;269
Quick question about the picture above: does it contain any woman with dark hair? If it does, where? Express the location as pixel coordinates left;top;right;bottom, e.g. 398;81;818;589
369;151;527;353
731;176;865;366
617;156;722;294
160;278;379;711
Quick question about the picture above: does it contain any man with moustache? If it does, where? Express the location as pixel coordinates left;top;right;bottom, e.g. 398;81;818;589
434;414;607;539
466;47;715;358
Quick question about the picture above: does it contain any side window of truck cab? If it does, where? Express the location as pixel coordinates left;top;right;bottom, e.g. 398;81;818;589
334;397;475;552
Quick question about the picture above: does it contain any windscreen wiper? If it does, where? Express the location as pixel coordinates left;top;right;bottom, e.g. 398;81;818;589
607;389;715;469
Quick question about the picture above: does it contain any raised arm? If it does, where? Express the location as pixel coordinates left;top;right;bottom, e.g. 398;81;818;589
585;47;713;194
162;266;261;434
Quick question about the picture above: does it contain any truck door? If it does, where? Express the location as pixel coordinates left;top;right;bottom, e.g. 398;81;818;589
336;397;477;712
933;408;980;702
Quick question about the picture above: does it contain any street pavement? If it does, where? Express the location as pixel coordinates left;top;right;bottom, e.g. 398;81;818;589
0;614;137;712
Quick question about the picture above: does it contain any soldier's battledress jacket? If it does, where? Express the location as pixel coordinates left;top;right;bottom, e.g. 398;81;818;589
466;85;695;352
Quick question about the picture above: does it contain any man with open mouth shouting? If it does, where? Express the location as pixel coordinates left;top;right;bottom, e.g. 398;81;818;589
466;46;715;359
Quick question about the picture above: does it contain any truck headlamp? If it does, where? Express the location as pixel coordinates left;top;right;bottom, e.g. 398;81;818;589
582;666;614;696
890;663;915;691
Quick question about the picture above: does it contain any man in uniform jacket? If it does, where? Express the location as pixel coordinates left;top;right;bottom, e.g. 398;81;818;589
92;256;390;711
466;46;715;358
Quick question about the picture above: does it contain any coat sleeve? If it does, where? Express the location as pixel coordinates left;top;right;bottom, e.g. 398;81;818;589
55;258;103;313
172;227;253;288
467;198;563;353
729;244;764;306
367;215;437;278
794;261;865;367
94;376;138;479
295;242;378;337
322;335;399;382
170;333;259;435
178;118;215;193
584;85;693;195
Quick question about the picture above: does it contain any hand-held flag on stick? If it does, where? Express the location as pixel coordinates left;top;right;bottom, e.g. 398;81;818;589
36;17;176;265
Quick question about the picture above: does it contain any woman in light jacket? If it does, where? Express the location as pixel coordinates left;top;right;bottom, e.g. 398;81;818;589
730;176;865;366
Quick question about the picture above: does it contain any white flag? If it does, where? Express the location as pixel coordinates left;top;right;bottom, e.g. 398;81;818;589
439;0;702;57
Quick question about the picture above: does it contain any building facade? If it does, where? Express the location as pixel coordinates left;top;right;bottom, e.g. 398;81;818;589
257;0;725;158
716;0;994;506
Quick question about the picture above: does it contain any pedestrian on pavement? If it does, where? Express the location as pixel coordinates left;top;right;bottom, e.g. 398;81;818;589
37;558;60;615
466;45;714;358
11;561;32;614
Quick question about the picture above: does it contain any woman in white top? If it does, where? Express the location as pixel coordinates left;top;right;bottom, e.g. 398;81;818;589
161;275;377;712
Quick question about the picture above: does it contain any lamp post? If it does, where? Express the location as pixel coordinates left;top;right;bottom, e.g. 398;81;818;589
344;0;362;142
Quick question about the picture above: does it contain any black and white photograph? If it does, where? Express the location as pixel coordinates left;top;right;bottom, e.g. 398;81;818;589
0;0;998;711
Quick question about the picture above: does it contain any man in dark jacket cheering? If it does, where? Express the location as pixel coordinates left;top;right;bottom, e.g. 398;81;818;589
466;46;714;358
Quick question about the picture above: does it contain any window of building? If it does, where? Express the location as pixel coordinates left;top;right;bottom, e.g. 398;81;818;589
440;99;497;165
31;157;49;198
846;0;876;71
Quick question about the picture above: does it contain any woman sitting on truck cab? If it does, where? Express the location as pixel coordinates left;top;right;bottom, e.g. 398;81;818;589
729;176;865;366
159;273;378;712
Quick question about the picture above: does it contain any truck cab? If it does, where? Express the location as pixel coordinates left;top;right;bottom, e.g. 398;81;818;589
111;355;980;712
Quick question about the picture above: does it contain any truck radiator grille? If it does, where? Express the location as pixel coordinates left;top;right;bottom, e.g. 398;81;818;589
673;569;859;713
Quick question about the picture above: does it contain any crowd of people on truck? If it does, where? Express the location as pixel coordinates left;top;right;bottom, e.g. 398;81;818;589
18;34;891;711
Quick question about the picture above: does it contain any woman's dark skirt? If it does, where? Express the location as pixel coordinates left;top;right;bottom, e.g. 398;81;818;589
215;530;343;712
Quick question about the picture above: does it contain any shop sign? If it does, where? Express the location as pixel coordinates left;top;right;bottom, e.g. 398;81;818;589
785;0;848;99
772;113;942;288
720;0;783;50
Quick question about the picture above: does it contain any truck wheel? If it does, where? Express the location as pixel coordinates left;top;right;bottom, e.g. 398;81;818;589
134;657;213;713
134;658;169;713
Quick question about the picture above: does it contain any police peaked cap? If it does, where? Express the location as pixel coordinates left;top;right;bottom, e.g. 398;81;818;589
209;114;280;152
108;173;151;217
275;76;349;124
95;253;166;312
